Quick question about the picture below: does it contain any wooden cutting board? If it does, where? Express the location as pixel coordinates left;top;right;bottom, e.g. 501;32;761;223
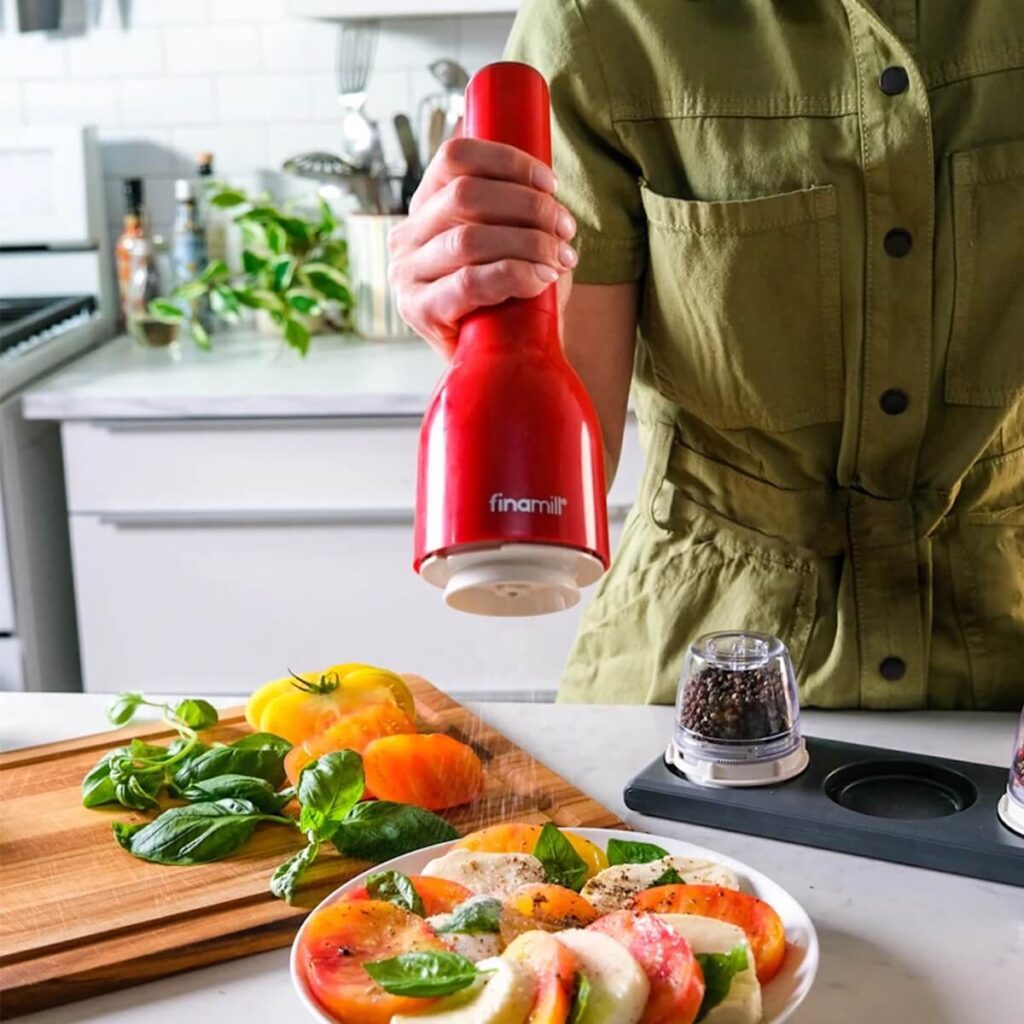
0;677;624;1018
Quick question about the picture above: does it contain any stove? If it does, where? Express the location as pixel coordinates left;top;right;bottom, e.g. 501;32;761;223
0;126;115;692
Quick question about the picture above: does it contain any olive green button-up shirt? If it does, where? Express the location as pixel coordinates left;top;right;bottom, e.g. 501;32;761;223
506;0;1024;709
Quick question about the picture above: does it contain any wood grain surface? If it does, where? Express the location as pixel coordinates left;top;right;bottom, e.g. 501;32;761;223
0;678;624;1018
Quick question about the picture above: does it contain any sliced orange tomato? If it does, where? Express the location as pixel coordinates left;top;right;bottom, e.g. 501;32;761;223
632;884;787;983
454;824;608;880
299;899;443;1024
345;875;473;917
504;930;579;1024
362;733;484;810
588;911;705;1024
284;701;416;786
508;884;601;930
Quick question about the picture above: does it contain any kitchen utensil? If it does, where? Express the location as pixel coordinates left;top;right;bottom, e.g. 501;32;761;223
426;105;446;163
393;113;422;212
292;828;820;1024
413;63;611;616
626;735;1024;887
335;20;380;170
669;630;809;787
998;707;1024;837
0;676;621;1017
429;57;470;92
281;151;379;213
16;0;62;32
347;213;415;339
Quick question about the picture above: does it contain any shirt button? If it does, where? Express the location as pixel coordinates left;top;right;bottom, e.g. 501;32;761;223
879;66;910;95
884;228;913;257
880;657;907;681
879;389;909;415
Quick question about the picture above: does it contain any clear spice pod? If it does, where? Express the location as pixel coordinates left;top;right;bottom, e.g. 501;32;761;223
997;707;1024;837
667;630;809;787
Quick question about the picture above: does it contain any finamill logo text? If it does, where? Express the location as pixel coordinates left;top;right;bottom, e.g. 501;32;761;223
489;493;568;516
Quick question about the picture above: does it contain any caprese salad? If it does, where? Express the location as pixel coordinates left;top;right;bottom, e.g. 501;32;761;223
296;823;787;1024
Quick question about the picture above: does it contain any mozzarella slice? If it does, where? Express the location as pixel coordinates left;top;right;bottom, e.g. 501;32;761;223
658;915;763;1024
392;956;535;1024
580;856;740;914
427;912;503;962
421;850;546;900
555;929;650;1024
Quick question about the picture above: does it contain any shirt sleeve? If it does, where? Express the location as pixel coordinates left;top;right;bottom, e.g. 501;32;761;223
504;0;645;283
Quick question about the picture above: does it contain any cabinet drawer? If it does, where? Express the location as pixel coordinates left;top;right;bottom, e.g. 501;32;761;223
62;418;422;514
70;511;629;696
62;418;643;515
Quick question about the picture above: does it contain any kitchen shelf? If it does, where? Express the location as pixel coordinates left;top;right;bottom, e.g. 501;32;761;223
293;0;517;19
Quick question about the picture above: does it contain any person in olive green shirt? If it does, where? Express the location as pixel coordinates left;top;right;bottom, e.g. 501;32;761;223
389;0;1024;711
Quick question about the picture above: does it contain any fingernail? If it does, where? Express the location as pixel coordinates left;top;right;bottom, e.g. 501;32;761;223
556;211;576;240
531;165;558;193
534;263;559;283
559;244;578;268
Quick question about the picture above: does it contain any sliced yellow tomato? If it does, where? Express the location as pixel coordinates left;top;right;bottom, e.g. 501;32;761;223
454;824;609;880
245;673;312;730
329;665;415;722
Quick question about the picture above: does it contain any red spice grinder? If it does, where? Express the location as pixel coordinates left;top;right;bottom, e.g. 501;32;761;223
413;62;611;616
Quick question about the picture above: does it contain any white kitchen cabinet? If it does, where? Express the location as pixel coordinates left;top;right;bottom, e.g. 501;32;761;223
294;1;517;19
64;416;642;698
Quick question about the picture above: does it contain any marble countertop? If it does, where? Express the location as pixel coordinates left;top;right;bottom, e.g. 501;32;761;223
3;693;1021;1024
21;330;444;421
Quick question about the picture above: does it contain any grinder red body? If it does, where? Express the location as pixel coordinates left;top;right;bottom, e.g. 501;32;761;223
413;62;610;616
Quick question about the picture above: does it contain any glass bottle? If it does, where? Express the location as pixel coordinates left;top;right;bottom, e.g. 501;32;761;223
115;178;145;324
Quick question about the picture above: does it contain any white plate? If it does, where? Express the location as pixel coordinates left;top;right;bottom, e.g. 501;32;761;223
291;827;819;1024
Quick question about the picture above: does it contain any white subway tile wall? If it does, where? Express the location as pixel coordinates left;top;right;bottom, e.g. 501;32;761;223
1;2;513;242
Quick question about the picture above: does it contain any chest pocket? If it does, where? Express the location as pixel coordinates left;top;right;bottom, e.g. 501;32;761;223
946;139;1024;409
639;183;843;432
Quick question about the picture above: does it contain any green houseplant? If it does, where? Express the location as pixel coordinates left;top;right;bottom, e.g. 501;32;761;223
150;186;354;355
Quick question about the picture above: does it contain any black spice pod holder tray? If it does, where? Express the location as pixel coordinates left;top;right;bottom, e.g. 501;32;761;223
623;735;1024;887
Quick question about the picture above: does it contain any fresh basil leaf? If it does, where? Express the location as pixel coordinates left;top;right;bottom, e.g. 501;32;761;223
270;837;320;904
606;838;670;866
695;945;749;1022
173;734;289;790
114;772;163;811
330;801;459;861
435;896;502;935
232;732;292;756
533;823;588;892
126;738;172;762
648;866;685;888
364;951;481;998
298;750;364;837
82;748;123;807
173;698;219;731
108;692;145;727
365;870;425;916
112;798;268;865
182;774;291;813
569;972;591;1024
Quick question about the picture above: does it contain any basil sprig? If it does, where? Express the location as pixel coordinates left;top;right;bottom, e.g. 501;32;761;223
533;823;588;892
606;838;670;865
181;774;294;813
81;693;224;811
366;870;425;916
112;798;293;865
695;945;749;1022
364;951;484;998
435;896;503;935
331;801;459;861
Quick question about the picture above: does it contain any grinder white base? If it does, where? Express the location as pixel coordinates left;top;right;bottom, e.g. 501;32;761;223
420;543;604;617
666;738;810;788
997;793;1024;837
